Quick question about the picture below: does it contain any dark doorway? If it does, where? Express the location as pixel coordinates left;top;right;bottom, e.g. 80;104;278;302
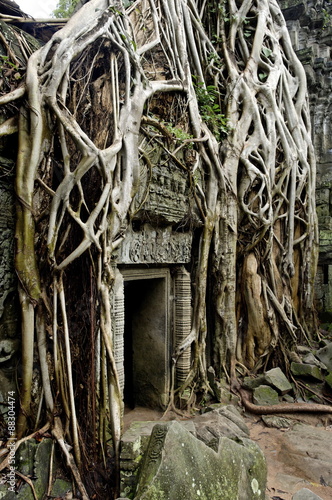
123;275;170;409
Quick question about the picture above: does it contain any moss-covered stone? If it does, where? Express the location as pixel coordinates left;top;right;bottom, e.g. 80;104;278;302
51;478;72;497
290;362;324;381
134;421;266;500
253;385;279;406
325;372;332;389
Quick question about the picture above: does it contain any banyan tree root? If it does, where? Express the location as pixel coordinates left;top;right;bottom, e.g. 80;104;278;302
0;0;320;494
234;383;332;414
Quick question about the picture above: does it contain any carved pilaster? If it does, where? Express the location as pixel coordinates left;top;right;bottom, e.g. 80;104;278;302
111;268;125;394
174;267;191;386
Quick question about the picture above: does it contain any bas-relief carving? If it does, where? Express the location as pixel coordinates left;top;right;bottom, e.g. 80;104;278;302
117;224;192;264
132;159;191;225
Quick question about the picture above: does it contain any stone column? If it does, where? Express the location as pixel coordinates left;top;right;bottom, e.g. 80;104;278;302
174;267;191;386
111;267;125;395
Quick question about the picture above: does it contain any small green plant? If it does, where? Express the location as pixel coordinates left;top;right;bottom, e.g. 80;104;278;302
0;55;21;79
192;76;229;140
165;123;194;146
322;8;331;29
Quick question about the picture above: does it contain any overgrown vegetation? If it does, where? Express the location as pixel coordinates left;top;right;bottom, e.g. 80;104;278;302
0;0;319;497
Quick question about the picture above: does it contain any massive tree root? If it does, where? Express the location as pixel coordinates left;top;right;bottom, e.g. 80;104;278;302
0;0;319;496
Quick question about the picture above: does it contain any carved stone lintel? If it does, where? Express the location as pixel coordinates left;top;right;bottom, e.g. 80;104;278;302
117;224;192;264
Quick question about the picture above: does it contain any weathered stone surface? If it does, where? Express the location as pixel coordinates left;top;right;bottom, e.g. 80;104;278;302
303;352;327;371
292;488;323;500
121;419;196;460
193;407;249;452
120;419;196;498
51;478;72;497
261;415;294;429
206;372;240;405
279;424;332;487
0;438;54;500
117;224;193;264
315;343;332;372
290;362;324;381
283;393;295;403
325;372;332;389
264;367;293;395
253;385;279;406
134;420;267;500
243;375;265;390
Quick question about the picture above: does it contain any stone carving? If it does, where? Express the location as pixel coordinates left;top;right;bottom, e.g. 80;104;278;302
134;420;267;500
117;224;192;264
111;268;125;393
146;424;168;465
132;161;191;224
174;267;192;386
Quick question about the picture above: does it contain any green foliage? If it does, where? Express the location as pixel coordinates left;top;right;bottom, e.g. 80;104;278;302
192;77;229;141
52;0;78;18
164;124;194;147
322;8;331;29
0;55;22;79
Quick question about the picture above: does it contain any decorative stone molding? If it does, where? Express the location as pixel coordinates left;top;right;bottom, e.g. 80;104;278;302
117;224;192;264
174;267;192;386
111;268;125;393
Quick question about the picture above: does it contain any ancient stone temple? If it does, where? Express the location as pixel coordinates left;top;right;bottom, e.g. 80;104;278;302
110;154;195;409
279;0;332;318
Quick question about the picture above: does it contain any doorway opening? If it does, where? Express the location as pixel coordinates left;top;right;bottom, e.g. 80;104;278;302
122;269;171;410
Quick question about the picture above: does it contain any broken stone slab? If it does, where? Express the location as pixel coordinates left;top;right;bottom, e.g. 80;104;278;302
282;393;294;403
242;375;266;390
193;406;249;451
253;385;279;406
315;343;332;371
121;419;196;460
290;362;324;381
120;419;196;498
261;415;294;429
292;488;323;500
302;352;327;371
263;367;292;395
134;420;267;500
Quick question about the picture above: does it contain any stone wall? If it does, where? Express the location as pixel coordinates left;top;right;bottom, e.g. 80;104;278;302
0;146;19;417
279;0;332;317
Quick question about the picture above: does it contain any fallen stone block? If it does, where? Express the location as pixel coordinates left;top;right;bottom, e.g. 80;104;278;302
302;352;327;370
315;343;332;372
264;367;292;394
253;385;279;405
243;375;266;390
193;406;249;451
261;415;294;428
134;420;267;500
290;362;324;381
